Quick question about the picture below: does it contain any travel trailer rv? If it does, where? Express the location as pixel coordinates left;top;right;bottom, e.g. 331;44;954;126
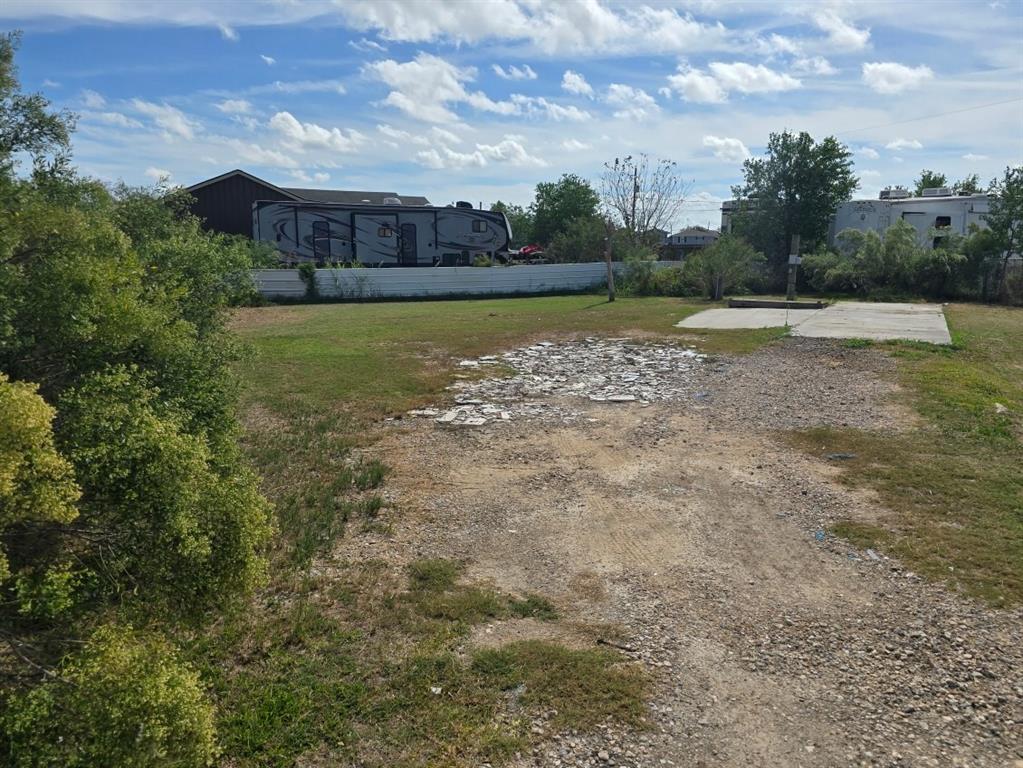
252;199;512;266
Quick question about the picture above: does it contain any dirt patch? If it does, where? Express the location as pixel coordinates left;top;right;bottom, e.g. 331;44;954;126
331;337;1022;768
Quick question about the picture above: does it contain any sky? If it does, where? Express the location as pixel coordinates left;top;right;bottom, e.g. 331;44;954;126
4;0;1023;229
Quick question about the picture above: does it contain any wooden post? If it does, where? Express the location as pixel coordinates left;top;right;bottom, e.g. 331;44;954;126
786;234;801;302
604;225;616;303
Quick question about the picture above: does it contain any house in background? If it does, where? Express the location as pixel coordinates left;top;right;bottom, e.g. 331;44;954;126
661;226;720;259
186;169;430;238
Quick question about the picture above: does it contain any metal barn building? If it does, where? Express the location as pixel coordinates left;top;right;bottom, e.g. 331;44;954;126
186;169;430;237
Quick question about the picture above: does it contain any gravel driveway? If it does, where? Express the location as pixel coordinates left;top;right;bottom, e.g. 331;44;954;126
361;336;1022;768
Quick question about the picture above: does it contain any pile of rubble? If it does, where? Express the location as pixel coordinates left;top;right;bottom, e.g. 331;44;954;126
406;338;705;426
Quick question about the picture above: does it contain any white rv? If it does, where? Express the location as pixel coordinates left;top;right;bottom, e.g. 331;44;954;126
252;199;512;267
830;189;990;248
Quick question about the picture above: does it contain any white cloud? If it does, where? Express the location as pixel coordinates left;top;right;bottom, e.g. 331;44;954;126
431;126;462;144
42;78;60;88
349;37;387;52
604;83;659;120
81;89;106;108
756;33;801;56
269;111;366;153
337;1;730;56
702;135;750;163
260;54;276;66
416;136;545;169
254;79;346;95
215;98;252;114
288;169;331;184
93;111;143;128
144;166;172;181
368;53;577;123
667;62;798;103
666;65;727;104
561;138;591;151
492;63;537;81
218;23;238;41
561;69;594;98
511;94;591;121
886;138;924;150
707;62;800;95
791;56;837;76
132;99;198;140
862;62;934;94
858;146;880;159
813;11;870;51
859;170;882;178
225;138;299;168
962;152;988;161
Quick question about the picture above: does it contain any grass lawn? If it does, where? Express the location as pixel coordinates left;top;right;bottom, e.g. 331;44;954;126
212;294;762;767
220;293;1022;766
791;303;1023;605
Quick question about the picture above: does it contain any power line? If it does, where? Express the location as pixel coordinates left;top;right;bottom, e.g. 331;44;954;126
836;96;1023;136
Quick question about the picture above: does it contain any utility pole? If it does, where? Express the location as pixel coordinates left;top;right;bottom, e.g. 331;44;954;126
786;233;801;302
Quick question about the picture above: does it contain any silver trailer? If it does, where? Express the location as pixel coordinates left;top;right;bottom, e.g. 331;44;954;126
252;199;512;266
830;191;990;248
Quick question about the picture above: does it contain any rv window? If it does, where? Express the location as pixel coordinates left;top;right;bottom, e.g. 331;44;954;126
378;226;393;237
312;221;330;262
935;215;951;228
472;219;486;233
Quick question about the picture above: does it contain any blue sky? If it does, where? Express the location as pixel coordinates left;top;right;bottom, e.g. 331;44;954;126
4;0;1022;228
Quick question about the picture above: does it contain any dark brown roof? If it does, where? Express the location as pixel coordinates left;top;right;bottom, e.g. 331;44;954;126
282;187;431;206
186;169;429;206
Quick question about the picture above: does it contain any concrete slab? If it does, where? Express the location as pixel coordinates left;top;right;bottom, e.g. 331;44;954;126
677;301;951;344
676;307;797;329
792;302;951;344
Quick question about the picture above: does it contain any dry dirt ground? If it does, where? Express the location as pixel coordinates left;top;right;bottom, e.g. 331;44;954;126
346;337;1023;768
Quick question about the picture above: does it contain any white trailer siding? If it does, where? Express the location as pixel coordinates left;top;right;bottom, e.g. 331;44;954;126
830;195;990;247
253;201;510;266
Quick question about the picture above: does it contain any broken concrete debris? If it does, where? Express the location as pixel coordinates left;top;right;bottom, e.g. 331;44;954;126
406;338;705;426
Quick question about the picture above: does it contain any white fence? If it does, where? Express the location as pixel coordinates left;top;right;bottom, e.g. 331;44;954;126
252;262;677;300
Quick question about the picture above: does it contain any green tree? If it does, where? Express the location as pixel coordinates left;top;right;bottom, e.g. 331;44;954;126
3;625;217;768
545;216;606;263
730;131;858;284
490;200;535;248
953;173;983;196
984;165;1023;300
913;169;948;196
686;234;765;300
531;174;600;245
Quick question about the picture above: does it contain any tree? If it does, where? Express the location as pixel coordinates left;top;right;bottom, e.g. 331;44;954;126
490;200;535;248
544;216;605;263
984;165;1023;299
730;131;858;284
0;32;74;171
531;174;600;245
600;154;689;244
686;234;765;300
953;174;983;196
913;169;948;196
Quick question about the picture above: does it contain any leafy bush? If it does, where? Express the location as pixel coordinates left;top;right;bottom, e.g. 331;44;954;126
57;367;271;614
0;374;79;583
685;234;766;299
3;625;217;768
545;216;605;263
297;261;319;299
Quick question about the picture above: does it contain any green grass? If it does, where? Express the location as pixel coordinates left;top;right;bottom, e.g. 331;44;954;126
791;303;1023;605
232;295;787;424
195;559;638;767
